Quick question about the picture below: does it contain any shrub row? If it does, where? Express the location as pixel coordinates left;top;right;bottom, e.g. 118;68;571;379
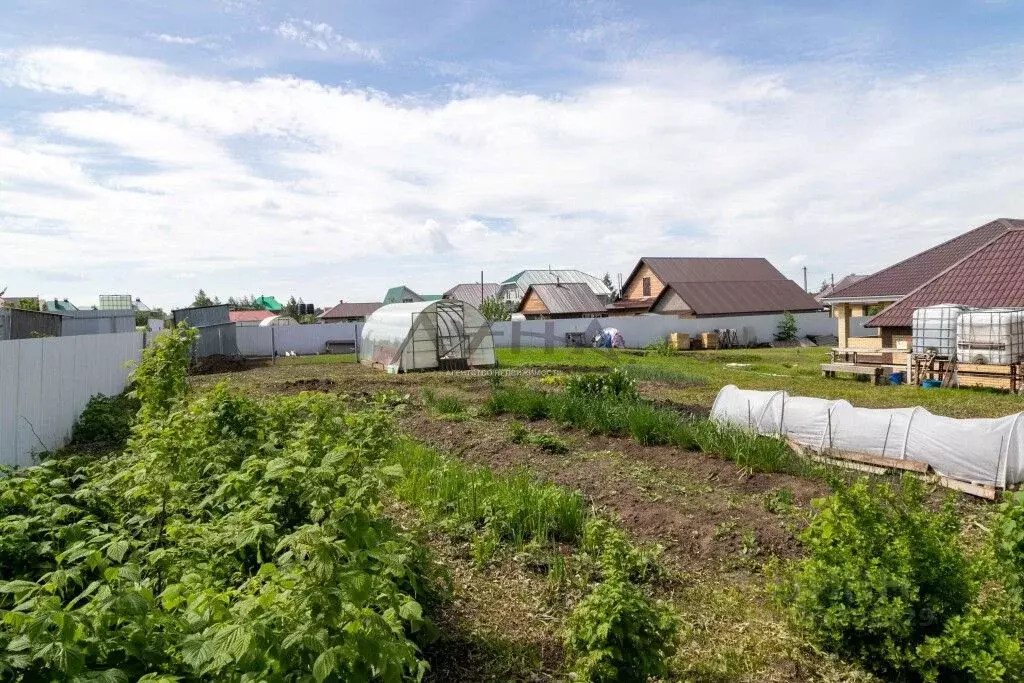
0;325;443;682
485;386;810;475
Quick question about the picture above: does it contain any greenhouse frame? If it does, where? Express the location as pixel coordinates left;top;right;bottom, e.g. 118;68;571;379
358;300;496;372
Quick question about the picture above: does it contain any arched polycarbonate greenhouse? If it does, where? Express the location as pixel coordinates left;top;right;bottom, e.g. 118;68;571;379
359;300;496;372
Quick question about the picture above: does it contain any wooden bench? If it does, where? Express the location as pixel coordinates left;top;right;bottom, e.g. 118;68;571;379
821;363;887;385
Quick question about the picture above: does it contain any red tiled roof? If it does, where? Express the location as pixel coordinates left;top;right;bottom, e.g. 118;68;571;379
320;302;382;320
830;219;1017;300
229;310;275;323
868;228;1024;327
658;280;822;317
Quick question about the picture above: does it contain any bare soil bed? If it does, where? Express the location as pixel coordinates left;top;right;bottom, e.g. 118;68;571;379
400;412;823;573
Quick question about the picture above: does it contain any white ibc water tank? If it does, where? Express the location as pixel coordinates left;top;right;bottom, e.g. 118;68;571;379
912;304;966;357
956;308;1024;365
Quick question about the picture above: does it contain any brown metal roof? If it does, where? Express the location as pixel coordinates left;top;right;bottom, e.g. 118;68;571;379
320;302;382;319
659;280;822;317
443;283;501;308
520;283;607;315
868;228;1024;327
829;219;1018;300
639;257;788;284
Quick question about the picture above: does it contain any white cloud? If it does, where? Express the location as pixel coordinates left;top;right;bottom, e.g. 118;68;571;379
3;46;1024;306
274;19;381;61
148;33;202;45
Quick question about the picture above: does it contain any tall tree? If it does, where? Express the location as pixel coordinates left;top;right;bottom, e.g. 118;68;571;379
602;272;618;300
285;296;300;318
3;297;41;311
479;296;511;322
192;290;214;307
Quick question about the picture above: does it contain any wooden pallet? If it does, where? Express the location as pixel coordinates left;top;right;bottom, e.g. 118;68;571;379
787;439;999;499
911;355;1019;392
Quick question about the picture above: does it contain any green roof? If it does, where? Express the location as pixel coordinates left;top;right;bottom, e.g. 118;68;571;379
421;294;442;301
46;299;78;312
253;295;283;312
383;286;424;304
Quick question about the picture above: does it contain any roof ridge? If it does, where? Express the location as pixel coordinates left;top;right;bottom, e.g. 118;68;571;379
866;229;1011;326
832;219;1008;298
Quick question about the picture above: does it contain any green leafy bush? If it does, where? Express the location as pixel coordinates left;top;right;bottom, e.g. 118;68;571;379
785;478;978;679
69;392;140;448
566;519;676;682
565;368;639;402
0;326;444;681
644;338;675;356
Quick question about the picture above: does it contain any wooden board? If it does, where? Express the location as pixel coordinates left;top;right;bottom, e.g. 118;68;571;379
938;477;999;501
958;363;1014;375
830;449;930;474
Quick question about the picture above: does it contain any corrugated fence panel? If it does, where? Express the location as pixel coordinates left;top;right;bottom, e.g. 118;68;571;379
0;342;19;463
0;333;144;467
491;312;866;349
237;323;359;357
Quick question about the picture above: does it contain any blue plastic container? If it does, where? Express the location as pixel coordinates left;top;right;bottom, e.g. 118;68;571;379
921;379;942;389
889;372;906;385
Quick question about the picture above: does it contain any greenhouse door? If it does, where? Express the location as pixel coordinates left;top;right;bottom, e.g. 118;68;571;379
435;301;470;371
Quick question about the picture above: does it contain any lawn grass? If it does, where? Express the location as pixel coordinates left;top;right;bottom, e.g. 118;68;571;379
496;347;1024;418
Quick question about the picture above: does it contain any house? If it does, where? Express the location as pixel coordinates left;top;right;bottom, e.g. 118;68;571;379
253;295;284;312
44;298;78;312
825;218;1024;347
443;283;502;309
611;257;821;318
499;269;612;309
815;274;866;303
229;310;276;326
384;286;425;304
319;302;383;323
517;282;608;320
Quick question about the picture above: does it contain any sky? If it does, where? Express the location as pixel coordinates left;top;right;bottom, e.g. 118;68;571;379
3;1;1024;310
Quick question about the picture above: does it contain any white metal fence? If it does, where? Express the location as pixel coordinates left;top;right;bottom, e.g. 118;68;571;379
0;333;144;466
490;312;868;349
233;314;864;357
237;323;360;357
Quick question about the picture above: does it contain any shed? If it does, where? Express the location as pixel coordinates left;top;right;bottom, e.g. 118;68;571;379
518;283;607;320
172;304;239;358
359;300;495;372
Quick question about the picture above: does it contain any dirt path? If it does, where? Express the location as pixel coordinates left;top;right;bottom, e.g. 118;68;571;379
399;412;827;574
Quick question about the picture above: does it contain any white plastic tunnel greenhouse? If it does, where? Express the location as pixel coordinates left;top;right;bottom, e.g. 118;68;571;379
712;385;1024;488
359;300;496;372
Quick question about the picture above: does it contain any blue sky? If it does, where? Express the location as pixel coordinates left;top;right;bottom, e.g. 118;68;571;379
3;0;1024;309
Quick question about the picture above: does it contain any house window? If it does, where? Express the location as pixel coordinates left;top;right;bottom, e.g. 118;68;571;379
642;277;651;297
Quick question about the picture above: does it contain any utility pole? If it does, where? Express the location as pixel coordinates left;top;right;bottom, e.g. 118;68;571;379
803;266;808;293
480;270;484;305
